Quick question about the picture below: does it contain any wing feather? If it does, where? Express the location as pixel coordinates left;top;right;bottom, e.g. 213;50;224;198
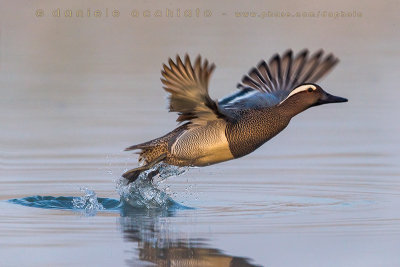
161;55;226;126
257;61;275;92
225;49;339;107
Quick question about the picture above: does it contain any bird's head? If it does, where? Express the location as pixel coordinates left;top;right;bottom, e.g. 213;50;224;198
278;83;348;116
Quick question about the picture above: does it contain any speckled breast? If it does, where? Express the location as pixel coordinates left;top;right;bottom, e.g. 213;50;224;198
225;109;289;159
170;120;234;166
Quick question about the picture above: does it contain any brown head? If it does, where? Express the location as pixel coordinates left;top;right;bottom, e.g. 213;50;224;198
278;83;348;118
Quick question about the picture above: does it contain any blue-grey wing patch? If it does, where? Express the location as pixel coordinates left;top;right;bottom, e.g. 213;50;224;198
219;90;280;110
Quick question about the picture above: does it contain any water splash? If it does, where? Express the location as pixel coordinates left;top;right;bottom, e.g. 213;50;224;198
72;187;105;216
8;164;192;213
117;163;189;209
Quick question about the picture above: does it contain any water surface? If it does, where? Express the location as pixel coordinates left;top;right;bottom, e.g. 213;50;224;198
1;0;400;266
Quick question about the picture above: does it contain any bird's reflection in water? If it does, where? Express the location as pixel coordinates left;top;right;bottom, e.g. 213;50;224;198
118;205;260;267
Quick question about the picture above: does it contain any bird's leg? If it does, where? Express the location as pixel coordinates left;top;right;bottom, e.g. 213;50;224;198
122;153;167;184
147;169;160;182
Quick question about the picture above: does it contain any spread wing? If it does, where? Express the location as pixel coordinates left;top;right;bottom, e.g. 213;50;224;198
219;49;339;108
161;55;227;126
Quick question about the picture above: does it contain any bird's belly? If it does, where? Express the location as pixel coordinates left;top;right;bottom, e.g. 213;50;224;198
170;120;234;166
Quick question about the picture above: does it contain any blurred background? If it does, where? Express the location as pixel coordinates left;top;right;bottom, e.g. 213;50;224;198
1;0;400;266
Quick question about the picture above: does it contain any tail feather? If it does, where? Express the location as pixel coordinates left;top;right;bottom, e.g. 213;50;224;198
122;143;160;183
123;128;185;183
124;142;151;151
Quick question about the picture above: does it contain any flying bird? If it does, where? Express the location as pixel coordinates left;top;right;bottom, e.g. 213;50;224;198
123;49;348;183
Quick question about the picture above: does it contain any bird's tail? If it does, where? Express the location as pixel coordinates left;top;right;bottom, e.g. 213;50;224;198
123;126;187;183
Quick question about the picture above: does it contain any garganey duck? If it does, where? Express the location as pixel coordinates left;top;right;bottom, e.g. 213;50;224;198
123;49;348;183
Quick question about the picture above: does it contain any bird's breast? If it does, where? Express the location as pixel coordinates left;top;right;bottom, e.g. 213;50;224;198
170;120;234;166
225;110;289;158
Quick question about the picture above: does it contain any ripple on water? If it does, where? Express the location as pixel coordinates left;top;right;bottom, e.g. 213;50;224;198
8;188;121;216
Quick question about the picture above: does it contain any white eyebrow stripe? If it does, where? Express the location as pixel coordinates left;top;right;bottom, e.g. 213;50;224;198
278;85;316;105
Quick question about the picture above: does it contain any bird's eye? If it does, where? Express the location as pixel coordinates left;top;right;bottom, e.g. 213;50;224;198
307;88;313;92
